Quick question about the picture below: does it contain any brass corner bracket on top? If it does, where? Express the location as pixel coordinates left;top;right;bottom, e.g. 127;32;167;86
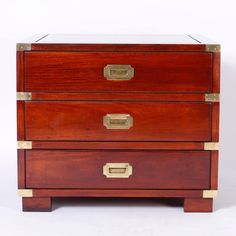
205;44;221;52
17;92;32;101
16;43;31;51
18;189;33;197
203;190;218;198
205;93;220;102
17;141;32;150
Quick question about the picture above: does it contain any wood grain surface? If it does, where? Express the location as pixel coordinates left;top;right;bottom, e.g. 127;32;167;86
25;101;211;141
25;52;212;93
26;150;210;189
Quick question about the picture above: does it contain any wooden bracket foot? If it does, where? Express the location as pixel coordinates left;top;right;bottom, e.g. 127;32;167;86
184;198;213;212
22;197;52;212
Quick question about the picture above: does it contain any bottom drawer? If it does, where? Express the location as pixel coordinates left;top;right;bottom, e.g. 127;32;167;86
26;150;210;189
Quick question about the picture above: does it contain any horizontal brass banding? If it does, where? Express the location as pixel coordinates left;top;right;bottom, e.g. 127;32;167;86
17;93;219;102
21;141;217;150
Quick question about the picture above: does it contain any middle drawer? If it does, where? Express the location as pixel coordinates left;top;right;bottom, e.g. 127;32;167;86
25;101;211;141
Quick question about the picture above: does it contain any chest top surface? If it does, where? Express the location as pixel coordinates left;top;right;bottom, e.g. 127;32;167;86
20;34;216;44
17;34;220;52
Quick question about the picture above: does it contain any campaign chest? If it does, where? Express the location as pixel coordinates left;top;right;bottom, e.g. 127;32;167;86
17;35;220;212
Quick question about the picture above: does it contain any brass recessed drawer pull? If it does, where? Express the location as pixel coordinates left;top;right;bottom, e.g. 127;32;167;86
103;114;133;129
103;163;133;178
104;64;134;80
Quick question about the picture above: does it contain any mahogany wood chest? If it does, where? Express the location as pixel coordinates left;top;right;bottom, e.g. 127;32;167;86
17;35;220;212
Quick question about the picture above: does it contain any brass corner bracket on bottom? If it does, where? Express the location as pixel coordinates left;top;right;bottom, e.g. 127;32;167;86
17;141;32;149
205;93;220;102
203;190;218;198
18;189;33;197
204;142;219;151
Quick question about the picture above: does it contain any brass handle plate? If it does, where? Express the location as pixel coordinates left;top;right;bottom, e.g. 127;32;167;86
103;163;133;178
104;64;134;80
103;114;133;129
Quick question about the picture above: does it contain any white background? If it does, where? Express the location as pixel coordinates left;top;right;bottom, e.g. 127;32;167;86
0;0;236;235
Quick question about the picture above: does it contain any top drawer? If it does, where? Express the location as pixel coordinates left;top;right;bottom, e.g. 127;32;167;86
25;52;212;93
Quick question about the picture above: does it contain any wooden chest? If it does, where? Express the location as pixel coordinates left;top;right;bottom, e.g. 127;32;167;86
17;35;220;212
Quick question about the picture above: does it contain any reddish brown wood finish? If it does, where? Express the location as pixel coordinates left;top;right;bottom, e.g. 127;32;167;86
25;52;212;93
25;102;211;141
17;35;220;212
31;92;207;102
211;151;219;189
17;51;24;91
26;150;210;189
31;43;206;52
22;197;52;212
184;198;213;212
212;103;220;141
17;101;25;140
33;189;203;198
210;51;220;192
31;141;206;150
213;52;220;93
17;150;25;189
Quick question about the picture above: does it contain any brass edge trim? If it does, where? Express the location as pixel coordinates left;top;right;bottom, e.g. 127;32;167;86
17;141;32;149
203;190;218;198
18;189;33;197
17;92;32;101
204;142;219;151
205;44;221;52
205;93;220;102
16;43;31;51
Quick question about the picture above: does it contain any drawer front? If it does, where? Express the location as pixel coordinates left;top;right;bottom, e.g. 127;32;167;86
25;52;212;93
25;150;210;189
25;102;211;141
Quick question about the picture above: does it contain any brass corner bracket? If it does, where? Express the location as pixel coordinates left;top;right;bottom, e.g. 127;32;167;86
18;189;33;197
17;141;32;149
17;92;32;101
205;44;221;52
205;93;220;102
16;43;31;51
204;142;219;151
203;190;218;198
